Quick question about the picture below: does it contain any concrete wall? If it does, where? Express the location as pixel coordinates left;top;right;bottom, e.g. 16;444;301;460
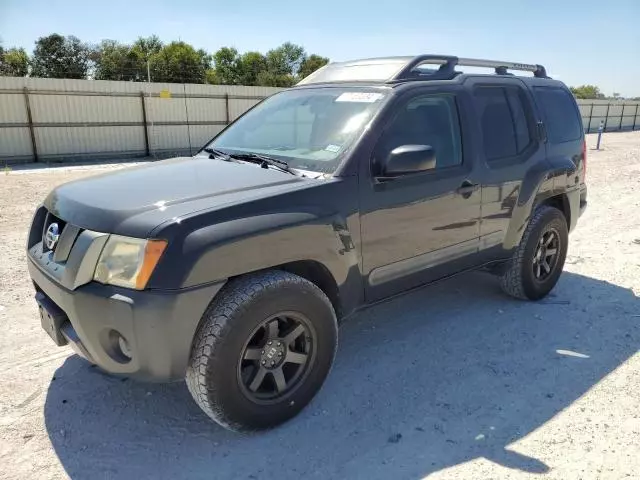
1;76;638;164
0;77;281;164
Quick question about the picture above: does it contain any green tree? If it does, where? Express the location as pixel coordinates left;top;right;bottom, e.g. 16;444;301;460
150;41;210;83
237;51;268;86
132;35;163;59
205;68;220;84
93;40;142;81
570;85;604;99
298;54;329;80
0;46;29;76
210;44;328;86
15;33;332;85
31;34;92;79
212;47;241;84
266;42;305;76
254;42;308;87
255;70;296;87
131;35;163;81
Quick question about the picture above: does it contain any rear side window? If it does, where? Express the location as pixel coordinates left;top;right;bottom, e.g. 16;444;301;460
534;87;582;143
474;86;532;162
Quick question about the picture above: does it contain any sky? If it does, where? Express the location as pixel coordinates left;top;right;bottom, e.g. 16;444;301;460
1;0;639;96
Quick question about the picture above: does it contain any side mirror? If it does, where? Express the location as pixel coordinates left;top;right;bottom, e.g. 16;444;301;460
382;145;436;177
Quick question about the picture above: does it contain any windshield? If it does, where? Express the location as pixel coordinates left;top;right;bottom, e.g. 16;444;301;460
205;87;388;174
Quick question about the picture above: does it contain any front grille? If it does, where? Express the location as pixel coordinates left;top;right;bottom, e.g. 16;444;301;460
27;206;48;249
27;208;81;264
28;213;102;290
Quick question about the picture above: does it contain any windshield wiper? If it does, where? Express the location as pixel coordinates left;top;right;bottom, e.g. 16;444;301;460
226;152;298;176
203;147;235;161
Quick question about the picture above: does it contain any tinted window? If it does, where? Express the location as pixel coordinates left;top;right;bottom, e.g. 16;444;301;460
475;86;532;161
505;89;531;151
534;87;582;143
378;94;462;169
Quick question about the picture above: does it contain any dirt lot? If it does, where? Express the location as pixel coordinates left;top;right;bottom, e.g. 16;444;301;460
0;132;639;480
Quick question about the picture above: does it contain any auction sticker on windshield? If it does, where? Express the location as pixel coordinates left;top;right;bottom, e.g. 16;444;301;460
324;144;341;153
335;92;384;103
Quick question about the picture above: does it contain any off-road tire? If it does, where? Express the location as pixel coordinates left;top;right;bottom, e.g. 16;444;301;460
186;270;338;432
500;205;568;300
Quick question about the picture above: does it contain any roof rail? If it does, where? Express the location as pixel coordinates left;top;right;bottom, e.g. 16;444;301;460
390;55;548;82
295;55;549;86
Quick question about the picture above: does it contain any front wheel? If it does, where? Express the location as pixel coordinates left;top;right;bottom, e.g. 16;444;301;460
186;270;338;432
500;205;568;300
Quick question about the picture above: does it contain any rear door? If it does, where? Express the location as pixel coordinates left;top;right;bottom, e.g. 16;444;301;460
465;77;548;257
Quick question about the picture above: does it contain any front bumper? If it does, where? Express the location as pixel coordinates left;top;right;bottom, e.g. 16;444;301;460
28;257;224;382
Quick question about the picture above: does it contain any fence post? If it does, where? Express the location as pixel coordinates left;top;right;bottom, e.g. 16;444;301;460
633;104;639;131
603;103;610;131
587;103;594;133
23;87;38;162
596;121;604;150
140;91;150;156
619;104;625;131
224;93;230;125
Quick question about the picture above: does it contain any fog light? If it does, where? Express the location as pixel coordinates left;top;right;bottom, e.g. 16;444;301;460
118;335;132;359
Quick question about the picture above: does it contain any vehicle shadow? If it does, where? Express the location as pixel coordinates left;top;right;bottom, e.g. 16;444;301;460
44;271;639;479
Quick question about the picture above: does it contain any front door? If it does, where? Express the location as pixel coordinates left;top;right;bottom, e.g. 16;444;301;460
359;88;481;301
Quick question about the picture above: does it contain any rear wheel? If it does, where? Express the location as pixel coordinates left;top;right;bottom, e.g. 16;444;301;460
500;205;568;300
186;270;337;432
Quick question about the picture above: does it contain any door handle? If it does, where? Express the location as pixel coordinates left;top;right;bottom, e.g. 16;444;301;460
456;181;479;198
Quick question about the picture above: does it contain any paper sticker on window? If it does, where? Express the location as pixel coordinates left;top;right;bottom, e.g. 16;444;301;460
325;144;341;153
335;92;383;103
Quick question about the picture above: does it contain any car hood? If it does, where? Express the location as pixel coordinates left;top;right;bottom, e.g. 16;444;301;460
44;156;312;237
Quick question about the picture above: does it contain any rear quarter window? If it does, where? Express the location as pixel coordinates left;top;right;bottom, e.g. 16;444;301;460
534;87;583;143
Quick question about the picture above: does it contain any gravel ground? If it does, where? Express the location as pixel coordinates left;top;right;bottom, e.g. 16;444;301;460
0;132;638;480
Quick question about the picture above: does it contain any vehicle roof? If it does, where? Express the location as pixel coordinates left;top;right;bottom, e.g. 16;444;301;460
295;55;563;90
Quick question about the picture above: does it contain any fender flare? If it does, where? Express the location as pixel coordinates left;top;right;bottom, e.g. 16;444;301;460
173;210;362;313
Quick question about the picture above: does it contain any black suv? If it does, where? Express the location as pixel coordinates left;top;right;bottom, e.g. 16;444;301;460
28;55;587;431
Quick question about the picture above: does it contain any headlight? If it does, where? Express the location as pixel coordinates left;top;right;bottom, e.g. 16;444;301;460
93;235;167;290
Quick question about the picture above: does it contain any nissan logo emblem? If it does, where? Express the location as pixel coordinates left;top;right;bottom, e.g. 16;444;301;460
45;222;60;250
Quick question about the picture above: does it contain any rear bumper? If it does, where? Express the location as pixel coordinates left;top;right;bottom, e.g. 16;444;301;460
28;257;225;382
579;185;588;217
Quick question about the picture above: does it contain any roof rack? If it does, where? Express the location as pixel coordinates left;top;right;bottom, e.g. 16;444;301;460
296;55;548;86
391;55;548;82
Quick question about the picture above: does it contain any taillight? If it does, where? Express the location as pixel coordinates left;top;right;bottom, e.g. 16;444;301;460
581;139;587;182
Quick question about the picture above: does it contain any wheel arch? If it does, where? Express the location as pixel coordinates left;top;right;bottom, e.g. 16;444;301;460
539;193;571;227
276;260;342;319
220;260;344;320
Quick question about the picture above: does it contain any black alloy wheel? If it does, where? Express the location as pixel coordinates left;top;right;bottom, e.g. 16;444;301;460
238;313;315;404
532;228;560;282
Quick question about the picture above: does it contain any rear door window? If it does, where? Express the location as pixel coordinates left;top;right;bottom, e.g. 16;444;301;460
505;89;531;152
474;86;532;163
534;87;583;143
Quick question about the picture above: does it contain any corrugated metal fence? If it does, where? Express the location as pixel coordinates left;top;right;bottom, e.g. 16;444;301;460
0;77;638;164
578;100;640;133
0;77;281;164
